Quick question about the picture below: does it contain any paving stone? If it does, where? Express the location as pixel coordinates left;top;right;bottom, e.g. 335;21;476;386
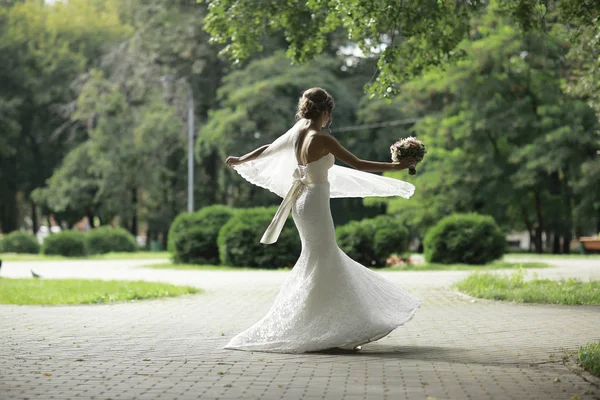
1;257;599;399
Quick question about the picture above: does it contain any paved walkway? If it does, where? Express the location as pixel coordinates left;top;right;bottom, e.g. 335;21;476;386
1;257;599;400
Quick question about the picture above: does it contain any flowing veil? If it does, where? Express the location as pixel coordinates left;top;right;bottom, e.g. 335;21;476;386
234;119;415;200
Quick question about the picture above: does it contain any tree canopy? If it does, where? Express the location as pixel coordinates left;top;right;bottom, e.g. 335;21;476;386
202;0;600;97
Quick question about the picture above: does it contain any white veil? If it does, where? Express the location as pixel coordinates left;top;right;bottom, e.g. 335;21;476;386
233;120;307;198
233;119;415;243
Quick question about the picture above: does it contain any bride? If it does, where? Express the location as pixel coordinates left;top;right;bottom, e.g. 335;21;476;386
223;87;421;353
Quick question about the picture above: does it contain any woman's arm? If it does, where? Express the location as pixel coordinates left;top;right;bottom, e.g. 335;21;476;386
321;134;414;172
225;144;270;168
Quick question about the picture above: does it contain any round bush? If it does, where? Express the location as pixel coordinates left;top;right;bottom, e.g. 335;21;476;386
85;227;137;255
336;220;377;266
43;231;87;257
373;219;409;266
169;205;236;264
218;207;301;268
0;231;40;254
336;216;409;268
424;213;506;265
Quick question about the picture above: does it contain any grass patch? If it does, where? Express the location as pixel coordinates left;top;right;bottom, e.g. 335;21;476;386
579;342;600;377
455;270;600;305
142;262;290;271
0;251;170;261
506;252;600;259
143;260;549;272
384;261;550;271
0;277;201;305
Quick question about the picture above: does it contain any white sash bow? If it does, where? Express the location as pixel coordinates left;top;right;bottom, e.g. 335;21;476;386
260;166;312;244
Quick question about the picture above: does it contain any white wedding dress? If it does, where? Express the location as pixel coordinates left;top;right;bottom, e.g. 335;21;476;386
224;122;421;353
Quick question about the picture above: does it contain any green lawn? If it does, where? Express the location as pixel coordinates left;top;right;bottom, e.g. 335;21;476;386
506;252;600;259
455;271;600;305
143;262;291;271
0;277;201;305
142;260;549;272
383;261;550;271
579;342;600;378
0;251;170;261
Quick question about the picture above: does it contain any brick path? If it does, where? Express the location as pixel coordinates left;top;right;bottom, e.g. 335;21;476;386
1;257;599;400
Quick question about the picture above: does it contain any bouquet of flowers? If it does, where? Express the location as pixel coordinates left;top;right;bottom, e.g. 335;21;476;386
390;136;427;175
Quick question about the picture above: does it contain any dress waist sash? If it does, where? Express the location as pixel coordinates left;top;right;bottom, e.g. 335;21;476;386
260;167;311;244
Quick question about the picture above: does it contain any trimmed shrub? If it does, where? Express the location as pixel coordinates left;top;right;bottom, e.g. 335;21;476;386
373;219;409;266
424;213;506;265
336;216;409;268
169;205;236;264
336;220;377;266
1;231;40;254
85;227;137;255
43;231;87;257
218;207;301;268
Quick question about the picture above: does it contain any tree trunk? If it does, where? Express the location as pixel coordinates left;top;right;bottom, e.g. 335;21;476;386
552;232;560;254
562;231;572;254
520;204;534;252
130;187;138;236
534;192;544;254
0;191;18;233
561;171;574;254
85;207;94;230
31;201;38;235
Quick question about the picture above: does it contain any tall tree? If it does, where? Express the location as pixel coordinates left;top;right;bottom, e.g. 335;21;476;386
369;5;598;252
201;0;599;98
0;0;130;233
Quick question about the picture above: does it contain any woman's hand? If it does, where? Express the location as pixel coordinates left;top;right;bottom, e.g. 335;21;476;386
390;156;417;172
225;156;242;168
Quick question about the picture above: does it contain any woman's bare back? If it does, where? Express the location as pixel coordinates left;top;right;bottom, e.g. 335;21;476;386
295;128;330;166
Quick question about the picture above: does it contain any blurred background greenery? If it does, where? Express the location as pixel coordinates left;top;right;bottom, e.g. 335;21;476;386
0;0;598;257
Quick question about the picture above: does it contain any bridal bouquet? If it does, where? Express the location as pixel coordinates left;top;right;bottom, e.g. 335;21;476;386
390;136;427;175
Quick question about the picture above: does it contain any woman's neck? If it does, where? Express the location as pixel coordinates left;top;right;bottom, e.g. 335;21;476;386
308;116;324;131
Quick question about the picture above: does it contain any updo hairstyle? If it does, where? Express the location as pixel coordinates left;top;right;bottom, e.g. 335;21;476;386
295;87;335;120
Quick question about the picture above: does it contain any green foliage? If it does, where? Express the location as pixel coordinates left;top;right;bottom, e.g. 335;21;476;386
455;270;600;305
336;216;408;267
374;223;409;265
336;220;377;267
0;277;201;305
0;0;131;233
424;214;506;265
42;231;87;257
169;205;236;264
32;1;221;240
218;207;301;268
197;52;359;208
367;5;600;250
388;261;549;271
578;342;600;378
202;0;599;97
85;227;137;255
1;231;40;254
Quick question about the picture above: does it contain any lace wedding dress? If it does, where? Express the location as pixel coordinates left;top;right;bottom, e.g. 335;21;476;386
224;121;421;353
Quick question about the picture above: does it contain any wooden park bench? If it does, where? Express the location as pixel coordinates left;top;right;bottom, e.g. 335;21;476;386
579;237;600;254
